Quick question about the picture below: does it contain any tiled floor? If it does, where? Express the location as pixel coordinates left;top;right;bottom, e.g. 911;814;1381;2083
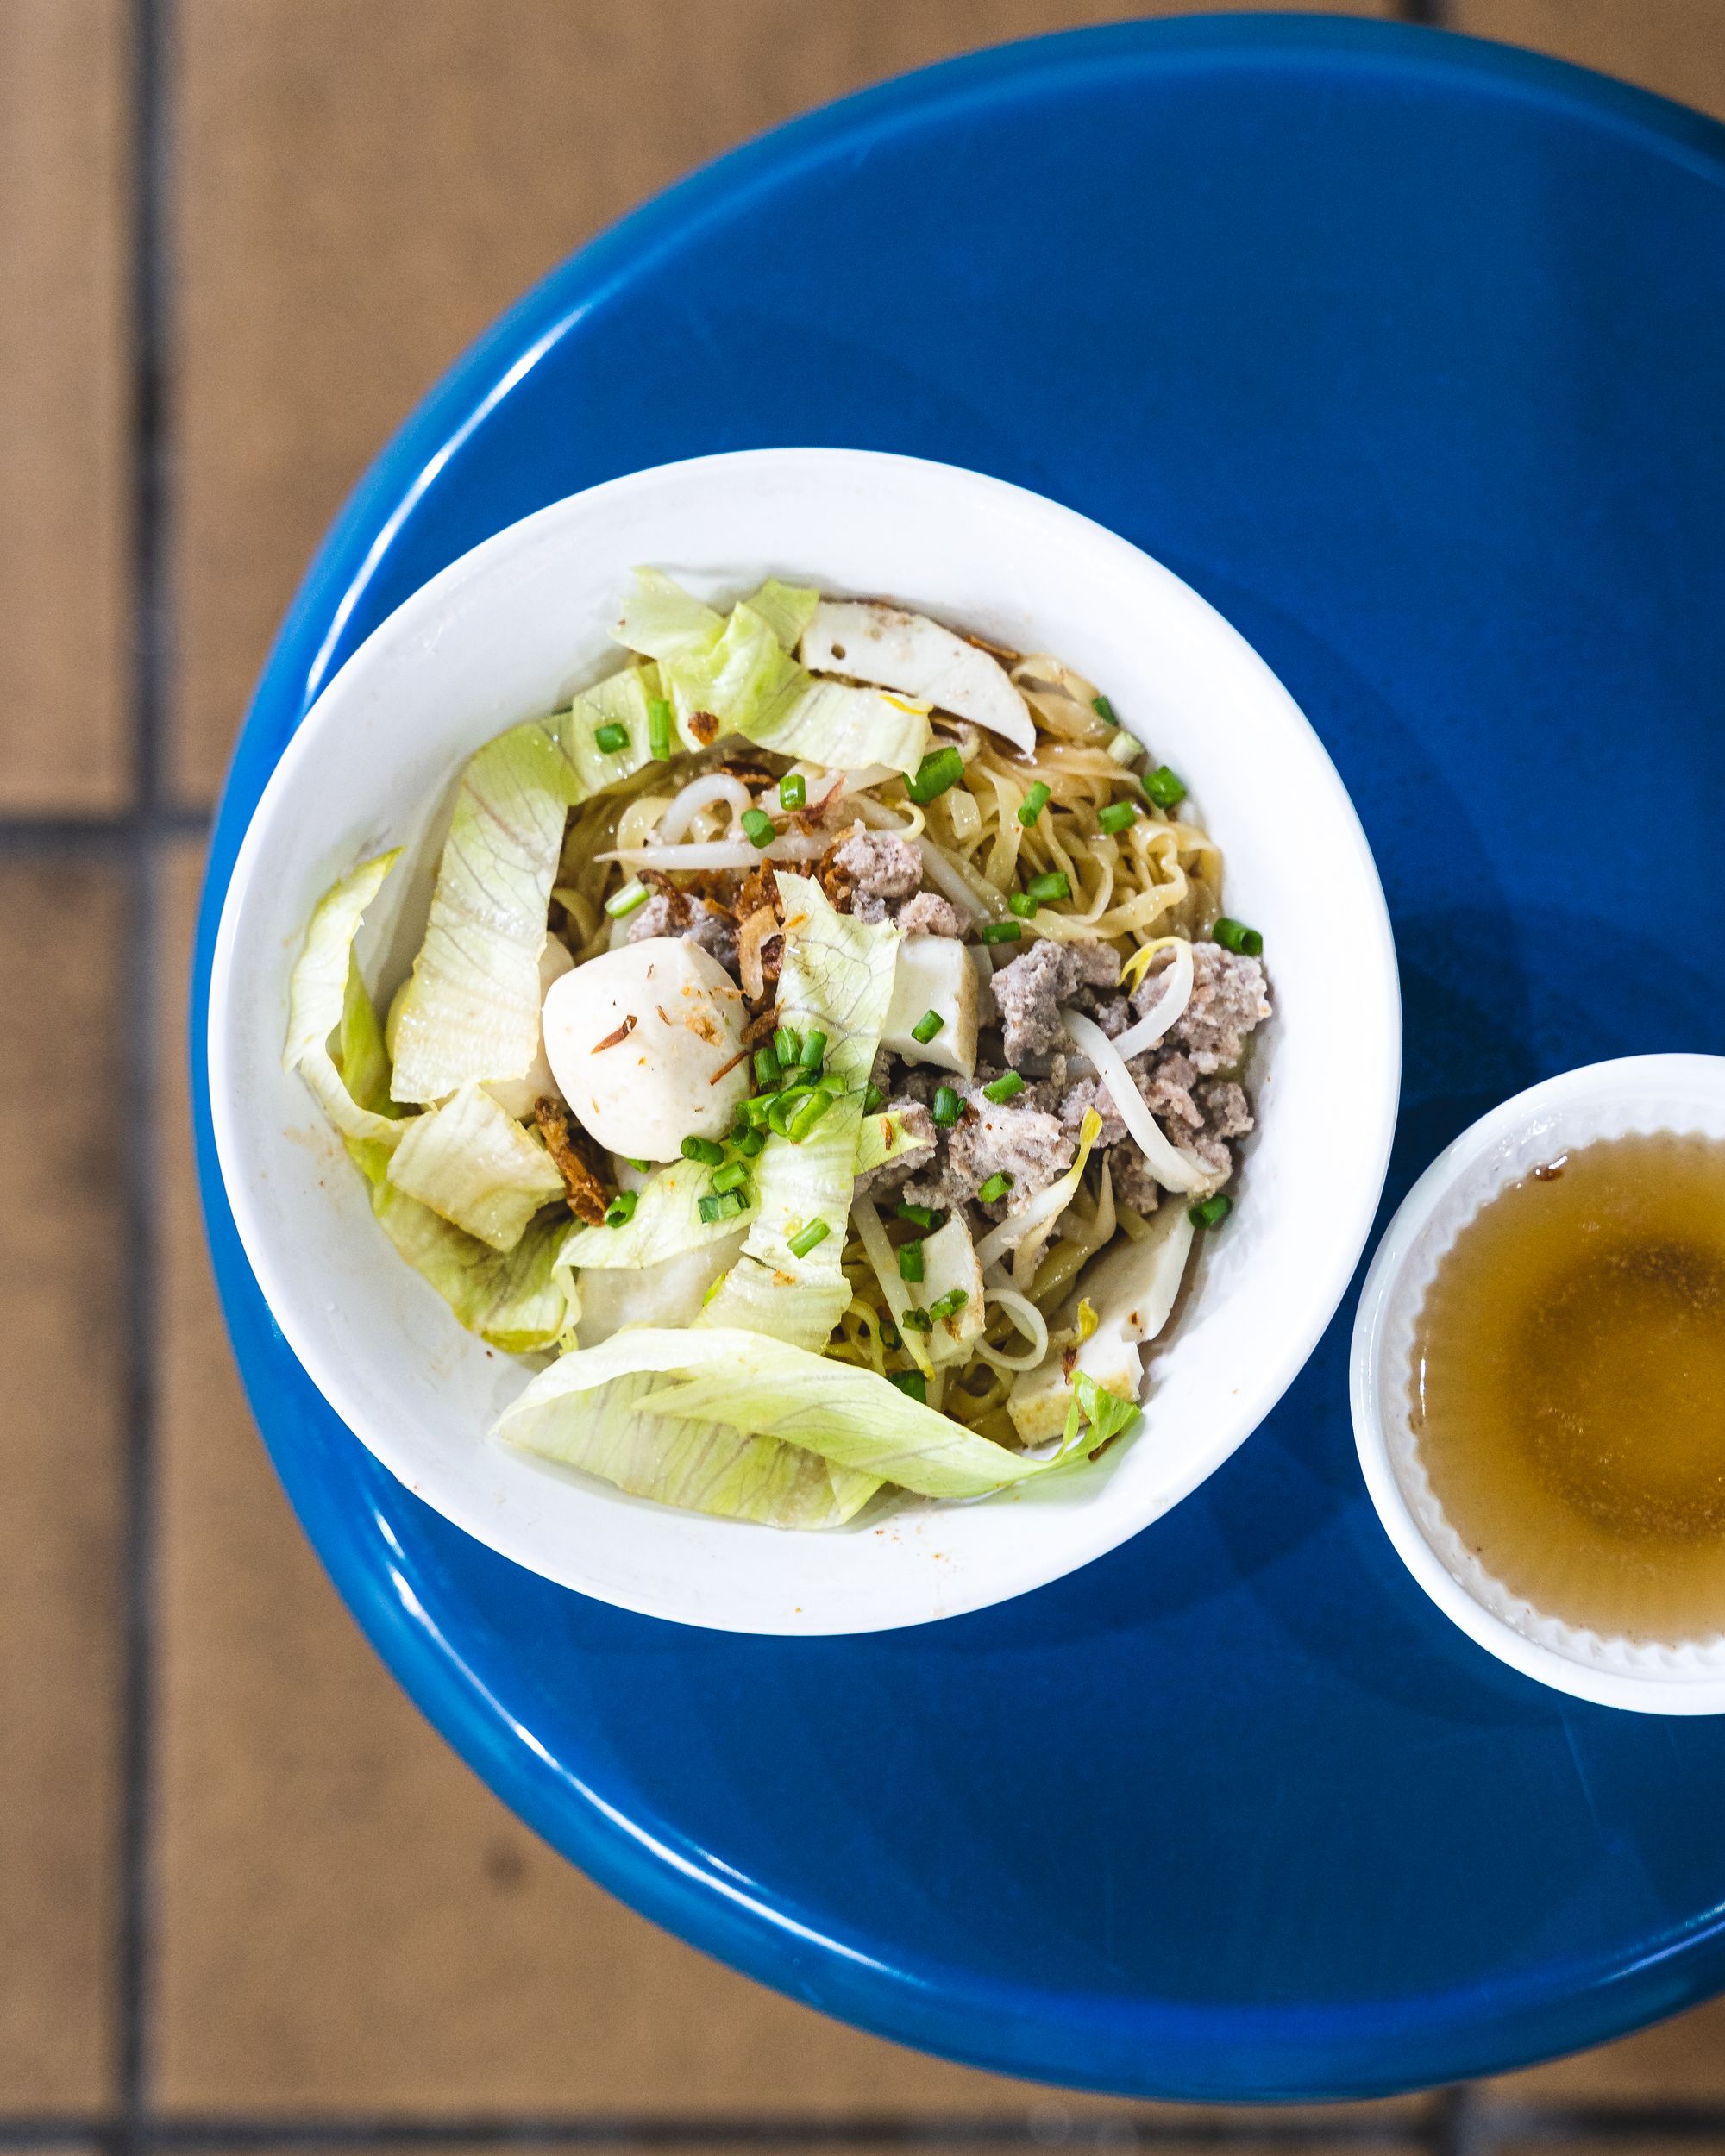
6;0;1725;2140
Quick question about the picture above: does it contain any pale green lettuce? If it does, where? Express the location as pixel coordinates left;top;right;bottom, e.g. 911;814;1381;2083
740;577;821;650
698;874;899;1347
285;849;409;1149
388;723;583;1105
561;1156;757;1269
496;1327;1057;1506
385;1081;566;1252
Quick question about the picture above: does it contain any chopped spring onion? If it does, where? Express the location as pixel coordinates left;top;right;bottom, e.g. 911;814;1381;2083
753;1046;781;1088
797;1028;827;1068
647;696;674;761
932;1084;962;1127
1107;730;1141;767
906;745;964;803
899;1306;933;1334
1024;869;1071;906
1017;781;1051;827
681;1135;725;1167
698;1189;750;1224
927;1288;969;1326
603;1191;639;1228
977;1171;1014;1205
1213;917;1264;957
743;1092;774;1128
778;771;806;810
982;1070;1026;1104
774;1026;800;1066
1093;693;1119;726
898;1239;925;1283
605;881;649;918
1097;800;1138;835
1190;1193;1233;1229
910;1008;944;1045
625;1157;650;1172
888;1369;927;1403
1144;764;1187;810
733;1127;766;1157
787;1217;831;1258
593;721;630;755
895;1201;938;1230
787;1090;836;1143
741;807;776;848
1007;891;1038;920
711;1161;750;1194
981;920;1022;944
862;1081;885;1112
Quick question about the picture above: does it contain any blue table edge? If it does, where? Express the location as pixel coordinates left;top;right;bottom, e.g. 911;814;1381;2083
187;14;1725;2102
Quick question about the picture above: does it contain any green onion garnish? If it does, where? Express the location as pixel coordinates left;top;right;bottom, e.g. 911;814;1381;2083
898;1239;925;1283
625;1157;650;1172
910;1008;944;1045
593;721;630;755
862;1081;885;1113
1189;1193;1233;1230
895;1202;938;1230
1007;891;1038;920
927;1288;969;1325
603;1191;639;1228
681;1134;725;1167
787;1218;831;1258
605;881;649;918
647;696;674;761
982;1071;1026;1104
932;1085;962;1128
1093;693;1119;726
699;1189;749;1224
977;1171;1014;1205
787;1090;837;1143
797;1029;827;1069
771;1026;798;1066
734;1127;766;1157
1213;918;1264;957
779;772;806;810
899;1306;933;1334
743;1092;774;1128
753;1046;781;1088
881;1318;901;1350
711;1161;749;1194
1097;800;1138;836
1144;764;1187;810
741;807;776;848
905;745;964;803
888;1369;927;1403
981;920;1022;944
1024;870;1070;906
1017;781;1051;828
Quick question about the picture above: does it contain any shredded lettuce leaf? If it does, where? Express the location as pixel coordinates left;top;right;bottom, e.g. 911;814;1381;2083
609;571;931;774
494;1327;1060;1508
388;723;582;1105
854;1106;925;1179
698;874;899;1346
561;1156;757;1269
385;1082;565;1252
285;850;410;1148
553;662;668;794
1063;1369;1142;1457
337;953;578;1351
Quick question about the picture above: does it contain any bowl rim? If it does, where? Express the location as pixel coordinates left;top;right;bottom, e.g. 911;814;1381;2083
208;445;1402;1631
1351;1052;1725;1715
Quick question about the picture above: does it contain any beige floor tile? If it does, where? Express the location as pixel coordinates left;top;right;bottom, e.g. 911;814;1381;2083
1486;1992;1725;2103
1452;1;1725;120
0;860;128;2103
173;0;1390;807
157;842;1421;2120
0;0;132;812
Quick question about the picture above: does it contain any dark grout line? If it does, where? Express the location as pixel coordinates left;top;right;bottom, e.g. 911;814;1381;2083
0;807;210;854
119;0;175;2139
1394;0;1452;26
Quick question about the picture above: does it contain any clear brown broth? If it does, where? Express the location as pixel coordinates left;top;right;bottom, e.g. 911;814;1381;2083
1410;1131;1725;1643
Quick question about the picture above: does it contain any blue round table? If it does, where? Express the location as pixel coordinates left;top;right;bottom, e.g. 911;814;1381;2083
191;17;1725;2100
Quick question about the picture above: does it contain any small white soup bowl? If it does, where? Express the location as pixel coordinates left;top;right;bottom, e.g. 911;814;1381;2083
1352;1055;1725;1714
209;448;1399;1635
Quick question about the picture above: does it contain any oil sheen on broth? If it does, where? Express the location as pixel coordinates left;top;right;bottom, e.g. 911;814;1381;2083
1411;1133;1725;1642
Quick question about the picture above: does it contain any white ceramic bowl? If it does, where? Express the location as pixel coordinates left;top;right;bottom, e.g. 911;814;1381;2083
209;448;1399;1635
1352;1055;1725;1714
